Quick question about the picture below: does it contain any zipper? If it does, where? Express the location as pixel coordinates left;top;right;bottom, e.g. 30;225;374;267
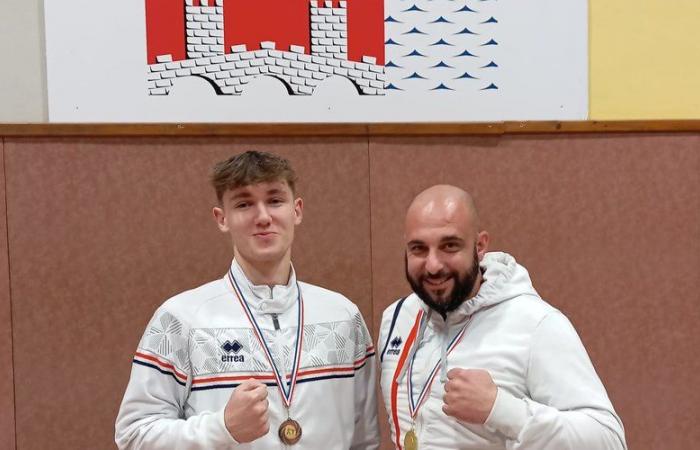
270;313;287;387
440;330;448;382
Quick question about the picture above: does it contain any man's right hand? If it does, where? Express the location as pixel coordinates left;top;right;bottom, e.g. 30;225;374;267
224;379;270;443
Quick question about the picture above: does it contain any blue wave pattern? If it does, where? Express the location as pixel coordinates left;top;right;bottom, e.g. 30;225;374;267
384;0;499;93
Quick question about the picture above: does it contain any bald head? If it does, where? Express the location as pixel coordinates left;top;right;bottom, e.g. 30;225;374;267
404;185;488;317
406;185;480;236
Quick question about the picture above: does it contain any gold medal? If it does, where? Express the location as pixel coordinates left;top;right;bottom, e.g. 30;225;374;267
403;428;418;450
279;418;302;445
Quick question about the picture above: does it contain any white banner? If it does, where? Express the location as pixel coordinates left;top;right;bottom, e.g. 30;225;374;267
45;0;588;122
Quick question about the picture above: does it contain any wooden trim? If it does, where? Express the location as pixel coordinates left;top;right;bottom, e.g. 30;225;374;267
0;121;698;137
368;122;503;135
0;123;369;137
503;120;700;134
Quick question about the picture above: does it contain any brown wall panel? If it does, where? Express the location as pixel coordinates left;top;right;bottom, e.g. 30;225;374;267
3;133;698;449
0;141;16;450
369;133;700;450
5;138;371;449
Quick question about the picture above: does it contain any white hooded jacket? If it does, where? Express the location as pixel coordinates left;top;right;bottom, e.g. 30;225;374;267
378;252;626;450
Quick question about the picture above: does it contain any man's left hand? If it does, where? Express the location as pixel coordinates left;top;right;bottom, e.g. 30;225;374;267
442;368;497;424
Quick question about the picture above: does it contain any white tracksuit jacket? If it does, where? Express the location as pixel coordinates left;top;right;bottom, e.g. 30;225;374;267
116;260;379;450
378;252;626;450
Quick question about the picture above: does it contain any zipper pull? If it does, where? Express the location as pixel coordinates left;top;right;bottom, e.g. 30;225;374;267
271;313;280;331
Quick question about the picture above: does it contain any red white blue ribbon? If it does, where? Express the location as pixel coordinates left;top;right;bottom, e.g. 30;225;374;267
406;312;472;421
227;268;304;409
390;309;425;450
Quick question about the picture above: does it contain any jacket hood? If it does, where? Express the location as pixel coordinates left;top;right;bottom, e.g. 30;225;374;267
432;252;539;325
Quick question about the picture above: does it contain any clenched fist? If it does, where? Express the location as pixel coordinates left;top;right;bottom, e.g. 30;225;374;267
442;368;497;424
224;379;270;443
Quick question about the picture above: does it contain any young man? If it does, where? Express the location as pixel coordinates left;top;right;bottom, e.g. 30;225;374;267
116;151;379;449
378;185;626;450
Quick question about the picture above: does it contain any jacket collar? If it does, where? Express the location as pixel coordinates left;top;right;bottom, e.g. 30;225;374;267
228;259;299;314
422;252;539;329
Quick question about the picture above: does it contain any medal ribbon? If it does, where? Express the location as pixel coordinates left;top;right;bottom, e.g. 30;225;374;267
390;309;424;450
406;314;472;422
228;269;304;409
390;309;472;449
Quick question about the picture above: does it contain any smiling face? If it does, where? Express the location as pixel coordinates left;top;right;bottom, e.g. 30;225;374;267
405;246;481;317
404;185;489;316
213;180;303;269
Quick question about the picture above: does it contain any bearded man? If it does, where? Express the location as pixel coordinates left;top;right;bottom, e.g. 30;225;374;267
378;185;626;450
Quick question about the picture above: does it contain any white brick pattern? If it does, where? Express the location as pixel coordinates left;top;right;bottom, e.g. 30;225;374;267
147;0;384;96
309;0;347;60
185;4;225;59
147;44;385;96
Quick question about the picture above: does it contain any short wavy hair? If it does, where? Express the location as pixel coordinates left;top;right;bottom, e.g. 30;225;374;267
210;150;298;203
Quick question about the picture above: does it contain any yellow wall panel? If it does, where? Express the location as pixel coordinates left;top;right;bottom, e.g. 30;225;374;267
590;0;700;119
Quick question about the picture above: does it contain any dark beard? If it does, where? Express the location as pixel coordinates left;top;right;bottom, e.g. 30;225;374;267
405;247;481;319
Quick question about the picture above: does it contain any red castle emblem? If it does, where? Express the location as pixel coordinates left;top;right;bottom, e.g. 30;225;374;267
145;0;385;96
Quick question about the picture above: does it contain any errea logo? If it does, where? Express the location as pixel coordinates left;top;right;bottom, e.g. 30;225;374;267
221;340;245;363
386;336;402;356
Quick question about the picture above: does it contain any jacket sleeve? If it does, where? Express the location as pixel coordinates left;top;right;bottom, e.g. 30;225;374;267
115;307;238;450
484;311;627;450
349;310;381;450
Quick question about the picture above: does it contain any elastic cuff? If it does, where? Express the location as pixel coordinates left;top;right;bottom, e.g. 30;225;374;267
216;409;240;445
484;387;528;440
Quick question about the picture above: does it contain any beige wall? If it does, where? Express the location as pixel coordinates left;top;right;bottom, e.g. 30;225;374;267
1;134;698;449
0;0;47;122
